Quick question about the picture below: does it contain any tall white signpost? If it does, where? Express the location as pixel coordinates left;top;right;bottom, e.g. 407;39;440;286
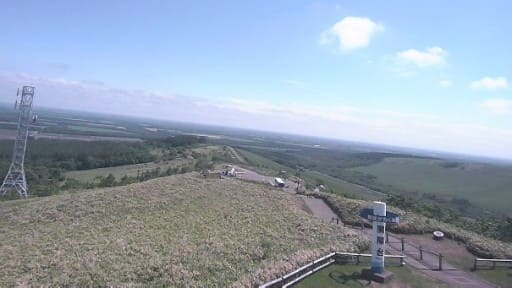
360;201;399;281
371;201;386;273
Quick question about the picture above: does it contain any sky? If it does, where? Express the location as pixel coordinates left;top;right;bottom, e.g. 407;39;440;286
1;0;512;159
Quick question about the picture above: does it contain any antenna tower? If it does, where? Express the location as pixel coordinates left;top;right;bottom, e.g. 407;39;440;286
0;86;35;198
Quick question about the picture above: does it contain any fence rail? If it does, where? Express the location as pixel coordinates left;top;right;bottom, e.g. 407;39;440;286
473;258;512;270
259;252;405;288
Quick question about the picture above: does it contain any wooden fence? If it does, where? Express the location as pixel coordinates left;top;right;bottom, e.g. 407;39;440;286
473;258;512;270
259;252;405;288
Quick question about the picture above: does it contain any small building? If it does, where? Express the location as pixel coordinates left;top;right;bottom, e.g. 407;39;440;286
274;177;285;188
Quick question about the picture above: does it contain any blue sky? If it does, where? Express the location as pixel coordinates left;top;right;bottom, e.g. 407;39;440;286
1;0;512;158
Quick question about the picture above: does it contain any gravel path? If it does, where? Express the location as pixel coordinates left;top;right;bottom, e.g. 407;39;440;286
386;232;497;287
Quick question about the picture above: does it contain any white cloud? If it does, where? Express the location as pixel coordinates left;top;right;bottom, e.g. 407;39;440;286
397;47;447;67
320;16;383;51
439;80;452;87
470;77;508;90
481;98;512;114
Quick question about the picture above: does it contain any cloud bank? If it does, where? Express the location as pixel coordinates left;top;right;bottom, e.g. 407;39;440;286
471;77;508;90
397;47;447;67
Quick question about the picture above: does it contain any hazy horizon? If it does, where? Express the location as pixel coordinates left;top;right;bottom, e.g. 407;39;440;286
1;1;511;159
2;100;510;164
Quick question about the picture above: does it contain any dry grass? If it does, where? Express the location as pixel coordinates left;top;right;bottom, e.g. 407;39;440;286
313;192;512;259
0;173;367;287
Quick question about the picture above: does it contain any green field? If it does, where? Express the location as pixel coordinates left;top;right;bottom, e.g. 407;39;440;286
64;158;194;182
235;148;291;175
295;263;449;288
303;170;386;200
351;157;512;213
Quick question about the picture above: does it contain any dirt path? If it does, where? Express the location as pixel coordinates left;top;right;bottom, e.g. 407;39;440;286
226;146;247;164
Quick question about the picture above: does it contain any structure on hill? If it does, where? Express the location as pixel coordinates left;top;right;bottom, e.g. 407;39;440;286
0;86;36;198
360;201;400;282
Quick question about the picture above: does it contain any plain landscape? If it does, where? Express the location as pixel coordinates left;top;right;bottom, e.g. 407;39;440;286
1;105;512;287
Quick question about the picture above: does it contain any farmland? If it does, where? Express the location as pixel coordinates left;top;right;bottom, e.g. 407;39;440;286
351;157;512;214
0;173;367;287
64;158;194;183
63;145;226;184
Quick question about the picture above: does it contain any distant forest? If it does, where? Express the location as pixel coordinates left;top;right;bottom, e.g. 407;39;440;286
0;135;207;198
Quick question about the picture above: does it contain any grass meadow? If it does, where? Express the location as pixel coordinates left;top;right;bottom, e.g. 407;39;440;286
0;173;368;287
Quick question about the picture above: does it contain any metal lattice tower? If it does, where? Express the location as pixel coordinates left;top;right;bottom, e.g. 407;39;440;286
0;86;35;198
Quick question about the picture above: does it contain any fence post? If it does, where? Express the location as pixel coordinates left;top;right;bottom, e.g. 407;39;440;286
400;256;404;266
401;238;404;252
419;246;423;260
473;258;477;270
492;261;496;270
356;255;360;264
386;232;389;243
438;254;443;270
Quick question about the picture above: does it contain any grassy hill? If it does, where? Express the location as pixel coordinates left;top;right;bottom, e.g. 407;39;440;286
0;173;367;287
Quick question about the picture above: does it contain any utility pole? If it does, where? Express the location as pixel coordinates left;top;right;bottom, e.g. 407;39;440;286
0;86;35;198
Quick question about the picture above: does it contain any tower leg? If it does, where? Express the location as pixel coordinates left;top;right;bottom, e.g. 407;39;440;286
0;86;34;198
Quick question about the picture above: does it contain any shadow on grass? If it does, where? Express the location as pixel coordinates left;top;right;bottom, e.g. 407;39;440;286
328;271;371;287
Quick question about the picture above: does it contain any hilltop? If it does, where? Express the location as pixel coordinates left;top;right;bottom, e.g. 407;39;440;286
0;173;367;287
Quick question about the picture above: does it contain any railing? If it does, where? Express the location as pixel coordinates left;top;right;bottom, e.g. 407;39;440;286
387;235;445;271
473;258;512;270
259;252;405;288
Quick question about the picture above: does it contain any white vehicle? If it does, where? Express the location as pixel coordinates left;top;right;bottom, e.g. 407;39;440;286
274;177;285;188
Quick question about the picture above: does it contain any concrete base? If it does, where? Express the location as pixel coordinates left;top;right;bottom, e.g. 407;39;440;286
361;268;394;283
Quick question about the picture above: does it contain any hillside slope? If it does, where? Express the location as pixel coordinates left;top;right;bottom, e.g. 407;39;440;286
0;173;366;287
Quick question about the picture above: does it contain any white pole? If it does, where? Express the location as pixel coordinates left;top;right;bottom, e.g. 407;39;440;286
371;201;386;273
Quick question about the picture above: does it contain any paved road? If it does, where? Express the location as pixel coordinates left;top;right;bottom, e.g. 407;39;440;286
299;195;340;223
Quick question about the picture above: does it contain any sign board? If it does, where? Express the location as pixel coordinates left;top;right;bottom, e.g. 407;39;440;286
359;208;400;224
